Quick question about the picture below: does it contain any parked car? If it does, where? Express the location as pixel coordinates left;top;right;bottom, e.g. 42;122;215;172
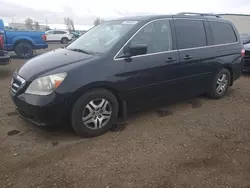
45;30;72;44
0;30;10;65
10;13;244;137
0;19;48;59
243;43;250;71
240;34;250;45
70;31;81;39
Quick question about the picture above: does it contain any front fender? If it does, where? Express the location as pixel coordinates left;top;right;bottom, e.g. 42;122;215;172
57;81;127;107
76;81;125;98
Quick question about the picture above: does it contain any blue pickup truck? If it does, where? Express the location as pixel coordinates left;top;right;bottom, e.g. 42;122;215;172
0;19;48;59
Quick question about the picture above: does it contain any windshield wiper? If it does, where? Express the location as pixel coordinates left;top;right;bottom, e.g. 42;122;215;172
67;48;92;55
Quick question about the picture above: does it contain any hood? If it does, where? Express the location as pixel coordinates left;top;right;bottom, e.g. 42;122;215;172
244;43;250;51
18;48;94;80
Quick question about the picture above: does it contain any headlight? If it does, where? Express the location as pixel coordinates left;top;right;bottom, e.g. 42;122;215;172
25;73;67;95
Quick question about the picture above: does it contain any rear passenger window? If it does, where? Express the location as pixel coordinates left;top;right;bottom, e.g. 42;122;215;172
54;31;66;34
209;21;237;45
174;19;206;49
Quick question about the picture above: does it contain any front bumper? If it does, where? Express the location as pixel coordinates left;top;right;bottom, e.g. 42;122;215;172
0;51;10;65
243;51;250;71
10;91;69;126
243;59;250;71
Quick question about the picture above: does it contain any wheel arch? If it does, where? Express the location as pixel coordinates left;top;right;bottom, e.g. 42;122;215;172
72;83;127;118
61;37;69;41
222;64;233;86
14;39;34;50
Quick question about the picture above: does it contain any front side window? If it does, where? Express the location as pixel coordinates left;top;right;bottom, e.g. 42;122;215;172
175;19;207;49
209;21;237;45
123;20;173;56
66;21;137;54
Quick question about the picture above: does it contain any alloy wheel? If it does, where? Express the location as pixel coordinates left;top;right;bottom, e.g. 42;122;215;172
82;98;112;130
216;73;228;95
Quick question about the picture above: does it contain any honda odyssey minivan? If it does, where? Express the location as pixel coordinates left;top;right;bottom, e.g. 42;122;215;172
10;13;244;137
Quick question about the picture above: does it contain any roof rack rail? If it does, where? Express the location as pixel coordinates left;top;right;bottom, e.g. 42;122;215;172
177;12;222;18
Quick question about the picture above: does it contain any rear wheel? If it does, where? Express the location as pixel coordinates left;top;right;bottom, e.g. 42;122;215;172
71;89;119;137
208;68;231;99
14;42;33;59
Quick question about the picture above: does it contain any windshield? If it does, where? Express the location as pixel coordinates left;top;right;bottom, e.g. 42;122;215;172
66;21;137;54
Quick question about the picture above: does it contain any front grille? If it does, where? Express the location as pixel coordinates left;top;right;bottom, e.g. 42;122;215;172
11;74;25;93
244;50;250;65
245;50;250;56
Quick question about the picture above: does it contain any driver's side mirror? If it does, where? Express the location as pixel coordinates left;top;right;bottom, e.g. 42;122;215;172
123;44;147;58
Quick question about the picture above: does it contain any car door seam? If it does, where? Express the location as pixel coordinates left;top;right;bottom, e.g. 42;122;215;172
128;72;212;91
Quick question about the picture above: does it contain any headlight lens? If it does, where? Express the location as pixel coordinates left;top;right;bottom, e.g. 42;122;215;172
25;73;67;95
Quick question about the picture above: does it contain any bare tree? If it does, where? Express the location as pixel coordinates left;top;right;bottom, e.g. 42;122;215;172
64;17;75;31
25;18;33;30
94;17;104;26
34;21;40;30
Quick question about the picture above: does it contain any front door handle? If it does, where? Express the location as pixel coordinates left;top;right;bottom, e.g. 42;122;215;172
184;55;193;60
165;57;176;63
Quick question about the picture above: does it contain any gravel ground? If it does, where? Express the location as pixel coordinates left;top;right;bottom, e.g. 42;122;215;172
0;44;250;188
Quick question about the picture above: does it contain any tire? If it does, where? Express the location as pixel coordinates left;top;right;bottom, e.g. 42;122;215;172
14;42;33;59
208;68;231;99
71;89;119;137
61;37;69;44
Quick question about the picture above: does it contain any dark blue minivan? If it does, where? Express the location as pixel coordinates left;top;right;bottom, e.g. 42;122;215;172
10;13;244;137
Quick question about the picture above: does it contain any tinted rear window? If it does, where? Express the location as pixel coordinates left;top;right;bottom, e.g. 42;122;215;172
209;21;237;45
174;19;207;49
54;31;66;34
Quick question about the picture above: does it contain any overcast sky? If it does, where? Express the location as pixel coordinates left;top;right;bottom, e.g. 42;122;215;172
1;0;250;27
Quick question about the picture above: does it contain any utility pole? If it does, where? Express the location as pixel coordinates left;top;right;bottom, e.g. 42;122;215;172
45;19;48;31
11;19;14;28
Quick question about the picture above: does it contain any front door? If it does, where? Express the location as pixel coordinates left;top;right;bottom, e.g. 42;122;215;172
115;19;182;102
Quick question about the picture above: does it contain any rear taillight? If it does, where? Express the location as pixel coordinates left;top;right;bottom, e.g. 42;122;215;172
241;49;245;57
0;35;4;50
42;34;47;42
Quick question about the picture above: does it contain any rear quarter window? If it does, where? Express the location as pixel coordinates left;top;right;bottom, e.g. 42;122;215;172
209;21;237;45
54;31;67;34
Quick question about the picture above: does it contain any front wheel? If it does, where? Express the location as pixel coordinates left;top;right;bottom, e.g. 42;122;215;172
208;68;231;99
71;89;119;137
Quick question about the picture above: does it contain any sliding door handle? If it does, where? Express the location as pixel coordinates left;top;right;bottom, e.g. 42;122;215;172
184;55;193;60
165;57;176;63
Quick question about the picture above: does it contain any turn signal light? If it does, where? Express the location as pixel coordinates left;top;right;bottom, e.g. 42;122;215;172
241;49;245;57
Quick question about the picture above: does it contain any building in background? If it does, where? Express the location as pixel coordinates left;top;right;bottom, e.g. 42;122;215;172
7;14;250;34
220;14;250;34
8;23;50;31
7;22;92;32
